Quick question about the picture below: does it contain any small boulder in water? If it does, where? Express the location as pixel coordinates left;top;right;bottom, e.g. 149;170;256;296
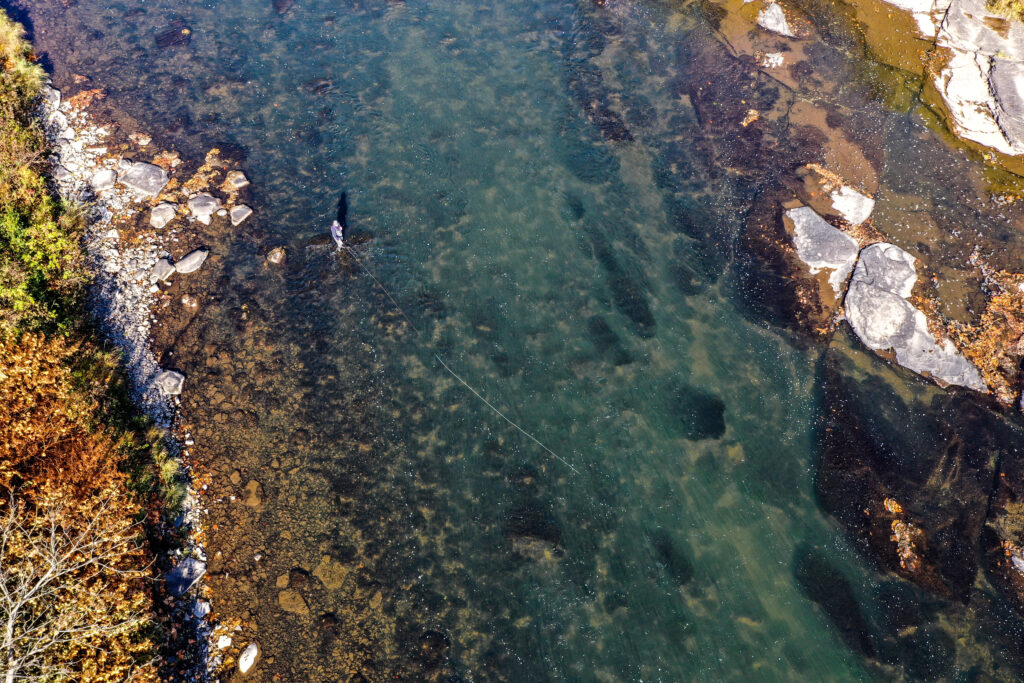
230;204;253;226
239;642;259;673
669;383;726;440
175;248;209;274
226;170;250;189
155;24;192;48
150;258;175;283
150;202;177;229
120;161;169;198
267;247;286;265
274;0;294;13
188;193;221;225
155;370;185;396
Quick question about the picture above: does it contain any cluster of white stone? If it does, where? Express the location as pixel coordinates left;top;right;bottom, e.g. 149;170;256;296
785;195;986;391
39;83;187;423
38;83;244;679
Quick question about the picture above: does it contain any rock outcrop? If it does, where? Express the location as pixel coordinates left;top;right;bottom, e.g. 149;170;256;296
845;243;985;390
817;333;1013;601
874;0;1024;157
787;206;860;294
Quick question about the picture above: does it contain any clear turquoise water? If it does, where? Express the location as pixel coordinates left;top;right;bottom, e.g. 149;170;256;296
16;0;1024;678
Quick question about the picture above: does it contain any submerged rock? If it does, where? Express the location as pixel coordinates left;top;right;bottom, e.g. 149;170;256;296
150;202;177;229
266;246;286;265
844;243;985;390
504;498;562;560
155;24;191;48
175;248;209;274
647;528;695;585
817;333;1012;600
120;161;168;197
167;557;205;596
793;544;875;658
313;555;349;590
668;382;726;440
278;589;309;615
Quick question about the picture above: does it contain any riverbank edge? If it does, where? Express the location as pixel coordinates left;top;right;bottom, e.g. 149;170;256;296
35;83;223;678
0;12;232;678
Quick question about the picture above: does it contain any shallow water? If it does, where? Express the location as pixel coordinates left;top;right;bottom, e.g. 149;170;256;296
14;0;1024;679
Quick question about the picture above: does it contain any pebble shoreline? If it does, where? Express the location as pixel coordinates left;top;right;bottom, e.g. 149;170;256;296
36;82;232;679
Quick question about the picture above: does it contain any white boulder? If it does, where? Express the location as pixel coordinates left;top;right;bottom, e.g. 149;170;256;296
175;248;209;274
844;243;985;390
120;162;169;198
757;3;796;37
188;194;221;225
154;370;185;396
150;202;177;229
786;206;860;293
239;643;259;673
230;204;253;226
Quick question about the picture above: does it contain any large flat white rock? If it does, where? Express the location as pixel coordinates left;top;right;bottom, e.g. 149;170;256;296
786;206;860;293
845;243;985;390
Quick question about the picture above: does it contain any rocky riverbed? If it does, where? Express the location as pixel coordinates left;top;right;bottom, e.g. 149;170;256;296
21;0;1024;676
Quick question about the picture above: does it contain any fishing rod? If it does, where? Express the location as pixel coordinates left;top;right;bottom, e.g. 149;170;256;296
329;193;580;476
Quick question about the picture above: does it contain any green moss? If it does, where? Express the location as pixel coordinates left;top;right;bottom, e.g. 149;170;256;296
987;0;1024;21
0;12;86;336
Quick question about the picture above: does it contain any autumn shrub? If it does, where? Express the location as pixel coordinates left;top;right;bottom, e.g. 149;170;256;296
0;9;183;679
0;333;160;680
988;0;1024;21
0;493;158;682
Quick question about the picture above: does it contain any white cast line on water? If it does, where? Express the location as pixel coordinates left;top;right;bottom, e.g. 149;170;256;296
339;243;581;476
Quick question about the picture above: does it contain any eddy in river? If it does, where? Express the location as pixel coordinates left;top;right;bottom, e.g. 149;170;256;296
330;191;348;248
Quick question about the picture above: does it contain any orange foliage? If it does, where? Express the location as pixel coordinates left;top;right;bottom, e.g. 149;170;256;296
0;333;120;497
0;333;158;680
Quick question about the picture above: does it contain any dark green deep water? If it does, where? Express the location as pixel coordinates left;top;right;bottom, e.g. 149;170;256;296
16;0;1024;678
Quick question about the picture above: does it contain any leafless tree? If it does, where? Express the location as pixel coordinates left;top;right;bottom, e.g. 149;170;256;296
0;495;152;682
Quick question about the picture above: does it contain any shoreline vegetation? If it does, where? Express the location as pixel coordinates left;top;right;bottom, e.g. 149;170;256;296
0;11;187;680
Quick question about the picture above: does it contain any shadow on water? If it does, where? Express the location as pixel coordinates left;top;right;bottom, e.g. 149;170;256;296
15;0;1024;678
